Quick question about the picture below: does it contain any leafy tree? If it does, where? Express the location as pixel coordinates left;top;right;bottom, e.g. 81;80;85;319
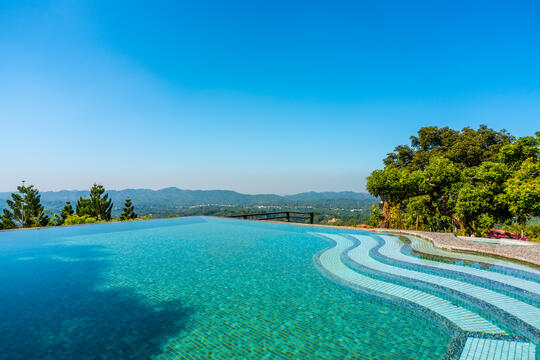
76;184;113;221
1;209;16;229
368;126;537;237
61;202;74;221
446;125;513;167
449;161;512;235
499;132;540;169
1;183;49;228
410;126;458;153
384;125;513;170
504;158;540;224
366;167;423;227
120;198;137;220
404;195;434;230
76;197;93;217
367;204;383;227
383;145;415;168
454;183;496;235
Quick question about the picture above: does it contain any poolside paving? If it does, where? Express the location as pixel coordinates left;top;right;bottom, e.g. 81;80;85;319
370;229;540;267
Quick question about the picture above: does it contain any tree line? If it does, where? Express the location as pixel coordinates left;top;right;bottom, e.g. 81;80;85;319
366;125;539;239
0;183;140;229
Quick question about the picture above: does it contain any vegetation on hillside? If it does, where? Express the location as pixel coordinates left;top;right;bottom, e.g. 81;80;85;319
366;125;539;239
0;188;376;218
0;183;144;229
0;184;373;229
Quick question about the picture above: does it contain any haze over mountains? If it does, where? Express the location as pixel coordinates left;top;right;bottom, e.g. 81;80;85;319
0;187;376;215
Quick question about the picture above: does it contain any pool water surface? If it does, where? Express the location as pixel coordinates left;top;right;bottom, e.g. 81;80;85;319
0;217;537;359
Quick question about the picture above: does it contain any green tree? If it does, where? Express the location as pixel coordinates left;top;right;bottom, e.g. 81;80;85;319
384;125;513;170
76;184;113;221
499;132;539;169
448;161;512;235
454;183;496;235
367;203;383;227
52;201;76;225
404;195;434;230
1;209;17;229
367;125;527;235
61;202;74;221
120;198;137;220
366;167;423;227
75;197;92;217
446;125;513;167
504;158;540;225
1;183;49;228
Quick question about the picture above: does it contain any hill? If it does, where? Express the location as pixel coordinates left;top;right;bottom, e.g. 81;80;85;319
0;188;377;219
285;191;374;201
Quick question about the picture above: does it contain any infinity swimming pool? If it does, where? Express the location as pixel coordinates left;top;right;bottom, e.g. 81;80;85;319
0;217;537;359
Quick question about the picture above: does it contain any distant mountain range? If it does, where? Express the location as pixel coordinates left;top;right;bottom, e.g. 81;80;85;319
285;191;372;201
0;188;376;215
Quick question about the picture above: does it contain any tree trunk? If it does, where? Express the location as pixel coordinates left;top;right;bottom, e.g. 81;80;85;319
451;214;466;236
377;200;391;228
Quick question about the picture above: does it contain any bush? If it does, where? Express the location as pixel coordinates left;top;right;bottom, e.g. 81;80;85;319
63;214;100;225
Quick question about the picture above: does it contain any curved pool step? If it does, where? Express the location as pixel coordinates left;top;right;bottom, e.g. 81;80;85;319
344;234;540;337
459;337;536;360
372;234;540;300
405;235;540;281
368;234;540;331
312;233;505;335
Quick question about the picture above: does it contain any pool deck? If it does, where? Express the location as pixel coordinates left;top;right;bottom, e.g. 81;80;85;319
370;229;540;267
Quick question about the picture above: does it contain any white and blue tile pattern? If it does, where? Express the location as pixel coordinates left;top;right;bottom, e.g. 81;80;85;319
459;338;535;360
312;232;539;360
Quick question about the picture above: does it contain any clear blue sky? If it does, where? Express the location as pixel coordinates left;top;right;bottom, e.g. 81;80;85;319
1;1;539;193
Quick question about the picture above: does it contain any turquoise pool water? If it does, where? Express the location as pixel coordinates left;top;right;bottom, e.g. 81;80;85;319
0;217;453;359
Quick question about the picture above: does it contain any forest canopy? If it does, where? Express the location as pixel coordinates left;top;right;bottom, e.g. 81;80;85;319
366;125;540;237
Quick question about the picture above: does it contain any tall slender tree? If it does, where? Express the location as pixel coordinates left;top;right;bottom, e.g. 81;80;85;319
76;184;113;221
1;182;49;228
120;198;137;220
90;184;113;220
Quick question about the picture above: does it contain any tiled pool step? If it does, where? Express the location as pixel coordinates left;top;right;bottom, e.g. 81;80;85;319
459;337;536;360
405;235;540;279
312;233;504;334
342;234;538;333
347;234;540;332
374;234;540;300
